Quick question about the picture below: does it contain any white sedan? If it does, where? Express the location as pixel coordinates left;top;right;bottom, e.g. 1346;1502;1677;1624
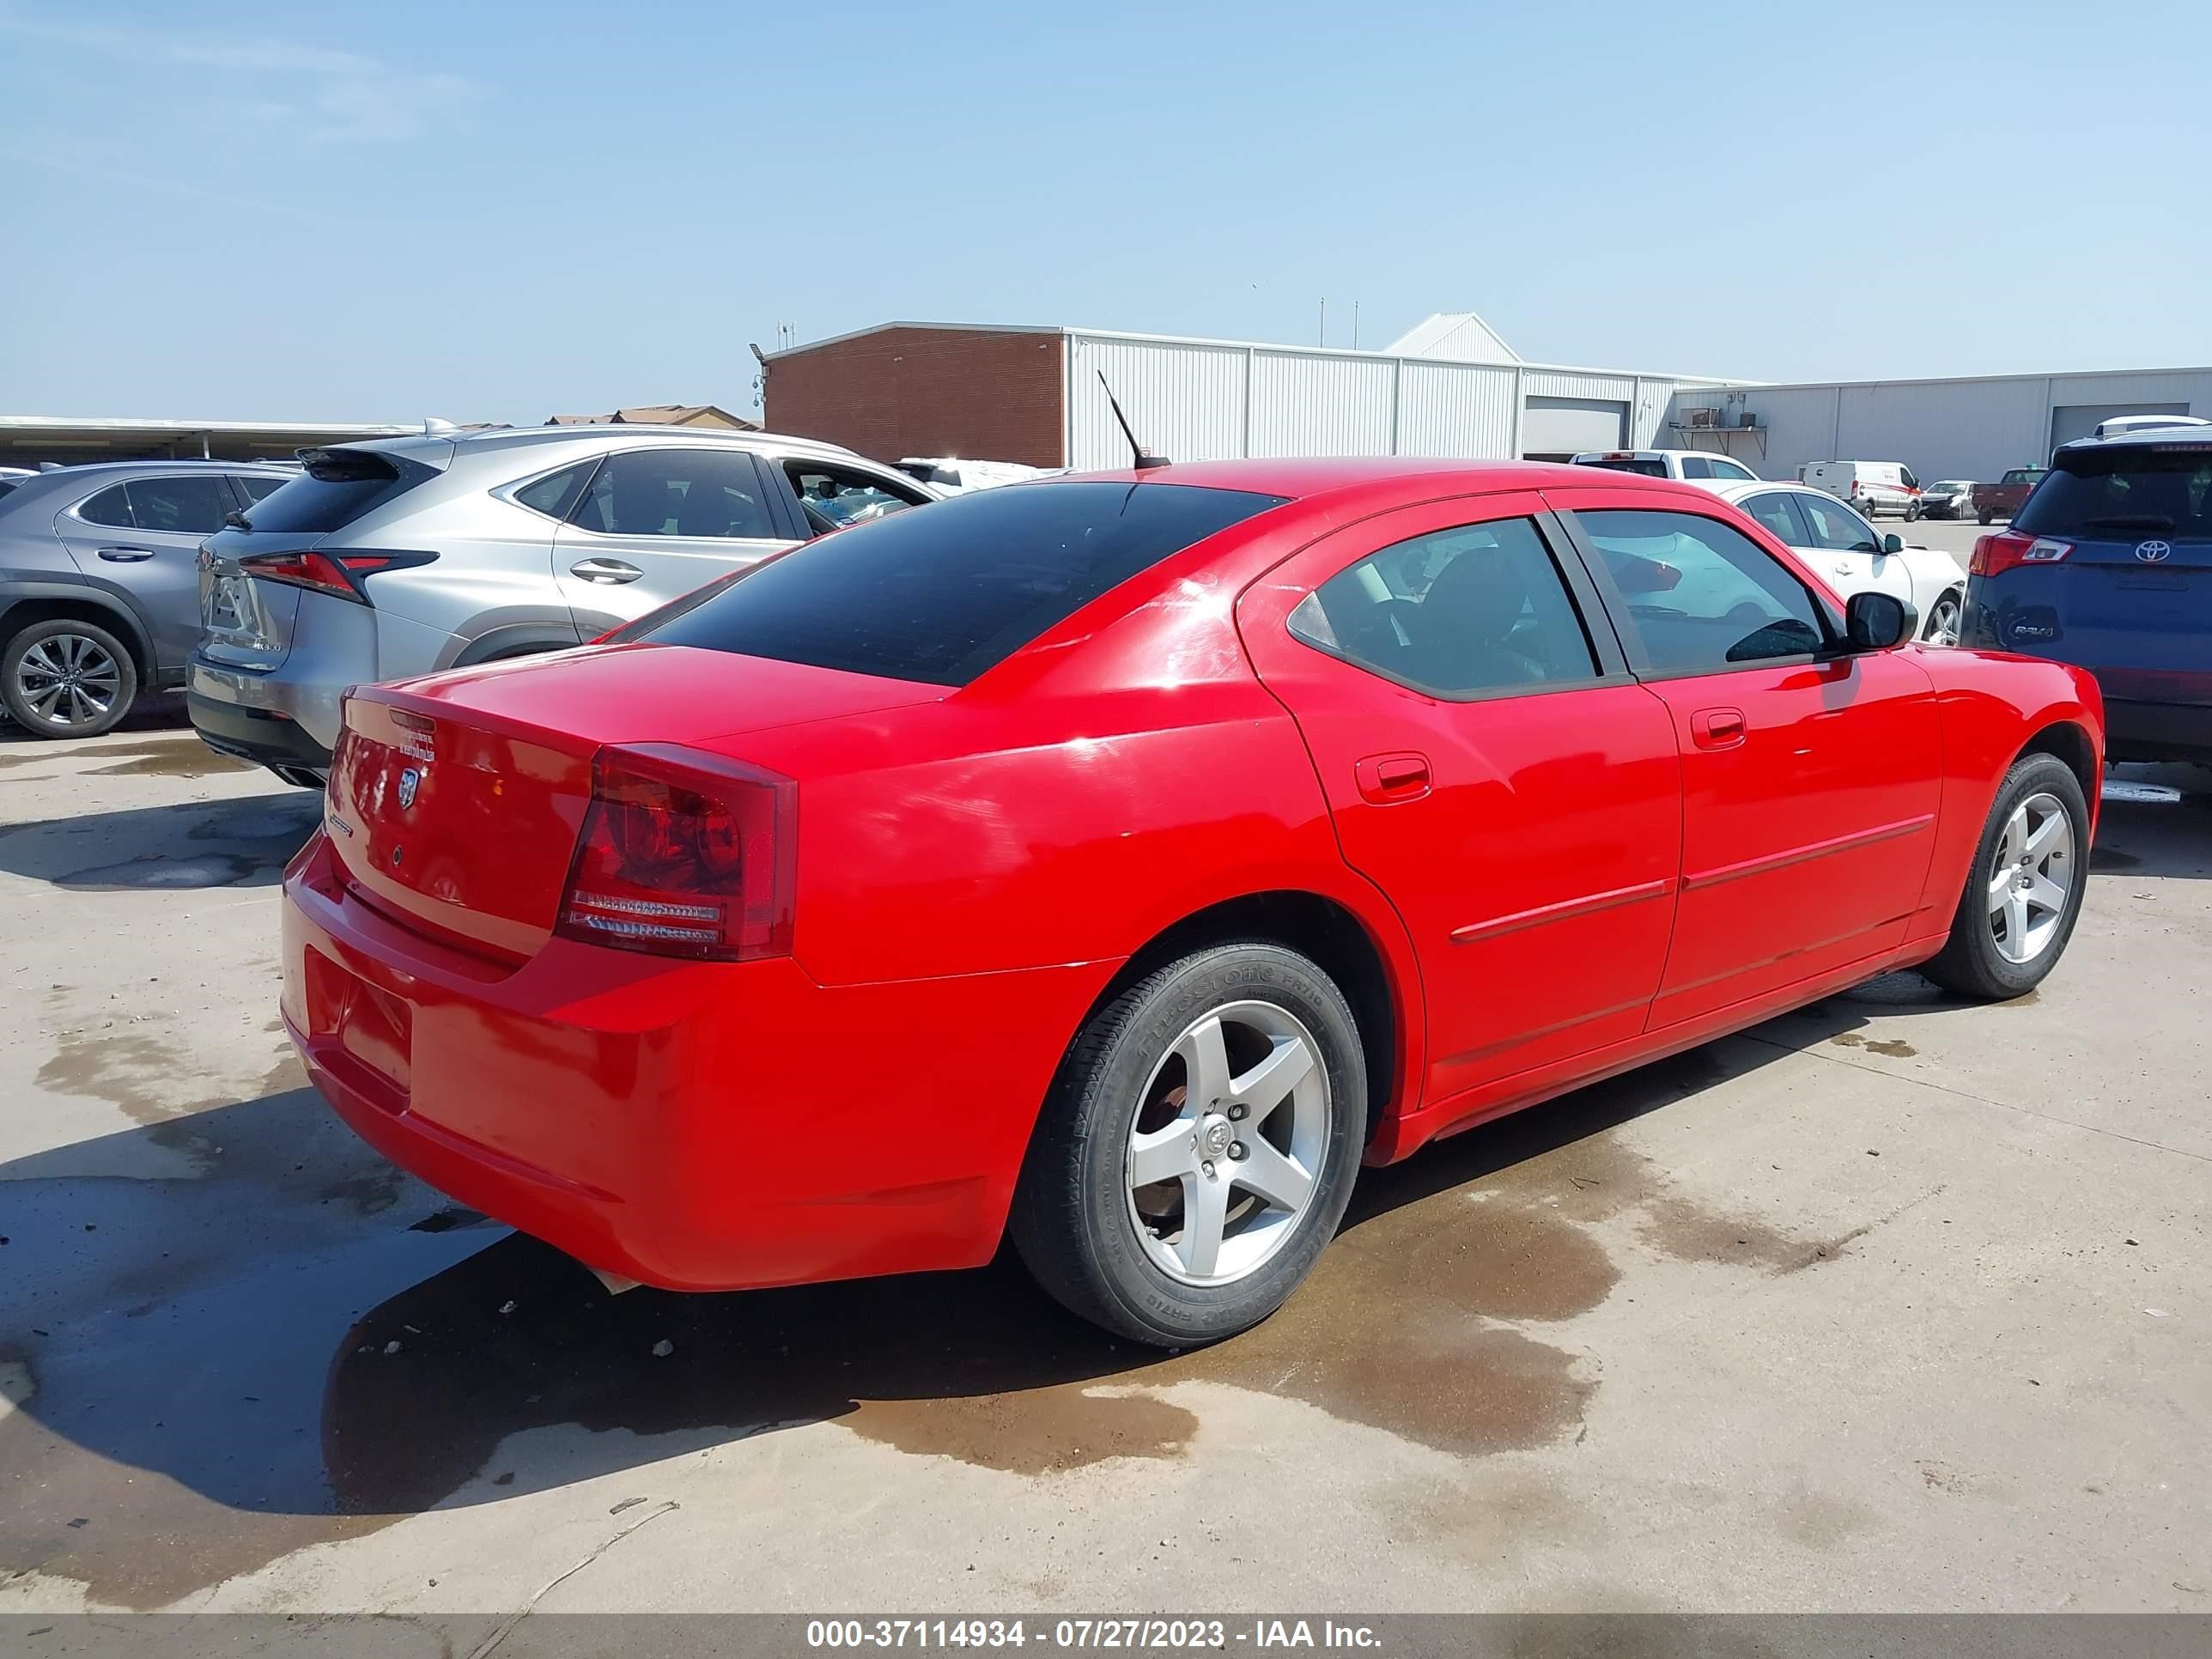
1713;480;1968;646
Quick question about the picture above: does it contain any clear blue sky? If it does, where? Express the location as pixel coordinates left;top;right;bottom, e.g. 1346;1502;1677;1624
3;0;2206;425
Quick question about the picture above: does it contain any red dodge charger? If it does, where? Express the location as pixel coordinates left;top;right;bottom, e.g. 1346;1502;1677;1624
283;459;2101;1345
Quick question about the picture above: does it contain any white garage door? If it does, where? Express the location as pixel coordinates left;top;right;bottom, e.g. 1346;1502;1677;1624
1522;396;1626;458
2050;402;2191;453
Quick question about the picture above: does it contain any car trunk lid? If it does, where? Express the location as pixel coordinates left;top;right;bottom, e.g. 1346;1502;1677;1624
327;643;948;959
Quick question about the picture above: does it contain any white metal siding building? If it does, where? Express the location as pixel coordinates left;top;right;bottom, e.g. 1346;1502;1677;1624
1061;326;1729;471
1660;368;2212;484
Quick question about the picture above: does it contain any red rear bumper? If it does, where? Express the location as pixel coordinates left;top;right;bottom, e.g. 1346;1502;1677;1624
283;832;1118;1291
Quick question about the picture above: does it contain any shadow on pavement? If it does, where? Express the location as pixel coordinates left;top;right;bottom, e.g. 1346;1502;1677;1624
0;968;1936;1606
0;787;320;890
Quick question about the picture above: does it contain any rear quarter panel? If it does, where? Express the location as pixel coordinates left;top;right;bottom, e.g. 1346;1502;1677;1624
1904;648;2104;942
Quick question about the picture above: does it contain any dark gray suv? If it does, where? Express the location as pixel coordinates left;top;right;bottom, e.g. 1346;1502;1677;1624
0;461;295;737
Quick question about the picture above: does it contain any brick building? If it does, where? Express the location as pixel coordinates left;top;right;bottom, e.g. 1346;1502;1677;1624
762;324;1066;467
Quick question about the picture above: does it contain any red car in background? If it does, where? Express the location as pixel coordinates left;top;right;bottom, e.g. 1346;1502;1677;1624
283;460;2101;1346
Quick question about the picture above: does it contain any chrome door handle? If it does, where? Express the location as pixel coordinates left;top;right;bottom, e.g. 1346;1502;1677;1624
569;558;643;584
97;546;156;562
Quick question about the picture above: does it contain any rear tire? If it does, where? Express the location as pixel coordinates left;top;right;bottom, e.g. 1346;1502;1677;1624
1010;942;1366;1346
1978;511;1993;526
1923;752;2089;1000
2;617;138;738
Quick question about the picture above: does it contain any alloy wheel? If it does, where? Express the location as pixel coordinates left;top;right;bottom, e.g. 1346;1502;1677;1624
1989;791;2074;964
1927;594;1962;647
15;632;122;729
1124;1000;1329;1286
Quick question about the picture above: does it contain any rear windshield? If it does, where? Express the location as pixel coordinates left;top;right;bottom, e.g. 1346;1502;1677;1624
2018;447;2212;540
1576;457;1668;477
237;447;431;535
635;480;1285;686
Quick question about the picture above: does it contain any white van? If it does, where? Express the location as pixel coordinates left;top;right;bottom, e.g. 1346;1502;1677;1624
1798;460;1923;520
1568;448;1761;489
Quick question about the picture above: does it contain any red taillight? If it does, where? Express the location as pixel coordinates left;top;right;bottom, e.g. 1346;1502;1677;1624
1970;532;2073;578
239;549;435;605
556;744;795;961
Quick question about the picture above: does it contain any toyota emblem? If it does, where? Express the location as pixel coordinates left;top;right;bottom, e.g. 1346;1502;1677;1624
2136;539;2173;563
397;767;421;809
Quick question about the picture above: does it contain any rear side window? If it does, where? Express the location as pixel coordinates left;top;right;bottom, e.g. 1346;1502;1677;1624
234;474;288;504
572;449;777;539
638;481;1285;686
77;484;136;527
2018;447;2212;540
126;475;234;535
242;448;430;534
1289;517;1597;696
1680;456;1714;479
512;460;597;521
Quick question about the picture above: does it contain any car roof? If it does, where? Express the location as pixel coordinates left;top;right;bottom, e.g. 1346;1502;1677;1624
1705;479;1813;501
2057;422;2212;454
333;423;884;467
1042;455;1730;505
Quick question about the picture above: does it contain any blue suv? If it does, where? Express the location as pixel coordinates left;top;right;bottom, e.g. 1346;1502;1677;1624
1966;425;2212;763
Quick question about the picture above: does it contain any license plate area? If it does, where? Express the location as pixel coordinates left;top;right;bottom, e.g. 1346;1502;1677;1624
304;948;413;1102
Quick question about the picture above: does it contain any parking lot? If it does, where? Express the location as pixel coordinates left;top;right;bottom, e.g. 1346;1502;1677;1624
2;713;2206;1615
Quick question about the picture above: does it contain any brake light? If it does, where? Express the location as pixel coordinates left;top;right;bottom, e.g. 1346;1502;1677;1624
238;549;436;604
556;744;795;961
1970;532;2072;578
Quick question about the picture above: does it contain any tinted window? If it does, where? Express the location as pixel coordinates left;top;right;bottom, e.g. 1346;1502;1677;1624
1288;518;1596;696
77;484;135;528
125;475;234;536
1679;455;1714;478
1798;492;1881;552
573;449;775;538
243;448;428;534
1579;508;1826;673
233;474;287;504
1711;458;1755;480
513;460;597;521
1741;491;1811;545
1577;456;1668;477
787;461;929;532
2018;447;2212;540
638;481;1283;686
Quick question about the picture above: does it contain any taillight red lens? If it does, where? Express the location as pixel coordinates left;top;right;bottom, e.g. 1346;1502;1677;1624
239;549;436;604
556;744;795;961
1970;532;2073;578
240;550;361;600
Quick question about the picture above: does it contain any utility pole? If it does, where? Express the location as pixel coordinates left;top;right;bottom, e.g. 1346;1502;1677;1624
1318;298;1326;348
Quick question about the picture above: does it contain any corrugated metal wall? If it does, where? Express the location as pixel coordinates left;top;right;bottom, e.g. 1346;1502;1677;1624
1667;369;2212;483
1063;330;1715;468
1065;335;1249;465
1396;361;1519;458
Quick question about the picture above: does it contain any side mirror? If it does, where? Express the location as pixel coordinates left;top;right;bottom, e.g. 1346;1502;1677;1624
1845;589;1915;651
1882;533;1905;554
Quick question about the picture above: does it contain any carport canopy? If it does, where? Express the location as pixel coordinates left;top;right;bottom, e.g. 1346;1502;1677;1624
0;414;436;469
